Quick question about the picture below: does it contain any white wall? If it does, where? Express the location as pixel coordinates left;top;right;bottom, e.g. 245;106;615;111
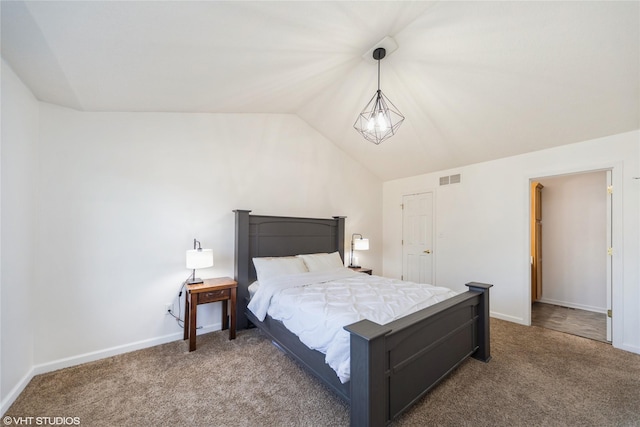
32;105;382;367
383;131;640;354
1;62;39;410
538;172;607;312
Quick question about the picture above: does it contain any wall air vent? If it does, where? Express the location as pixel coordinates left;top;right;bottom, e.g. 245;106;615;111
440;174;461;186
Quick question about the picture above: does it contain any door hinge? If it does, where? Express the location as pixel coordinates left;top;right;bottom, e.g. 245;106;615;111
607;247;613;256
607;185;613;194
607;309;612;318
401;204;404;209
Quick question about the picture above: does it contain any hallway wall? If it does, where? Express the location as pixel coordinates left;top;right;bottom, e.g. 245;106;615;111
538;171;607;312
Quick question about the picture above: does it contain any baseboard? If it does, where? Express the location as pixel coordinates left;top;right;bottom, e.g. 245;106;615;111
618;342;640;355
490;311;526;325
537;298;606;314
1;322;221;416
1;369;34;416
32;332;178;376
32;322;221;376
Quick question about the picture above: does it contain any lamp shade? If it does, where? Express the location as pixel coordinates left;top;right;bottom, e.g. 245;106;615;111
186;249;214;270
354;238;370;251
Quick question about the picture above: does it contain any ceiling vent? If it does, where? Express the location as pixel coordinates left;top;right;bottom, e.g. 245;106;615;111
440;174;462;186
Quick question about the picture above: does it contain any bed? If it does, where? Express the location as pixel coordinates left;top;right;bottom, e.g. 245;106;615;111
233;210;492;426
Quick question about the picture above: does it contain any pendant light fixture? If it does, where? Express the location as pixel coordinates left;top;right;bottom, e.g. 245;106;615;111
353;47;405;145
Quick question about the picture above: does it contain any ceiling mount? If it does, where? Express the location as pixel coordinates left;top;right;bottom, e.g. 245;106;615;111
362;36;398;62
372;47;386;61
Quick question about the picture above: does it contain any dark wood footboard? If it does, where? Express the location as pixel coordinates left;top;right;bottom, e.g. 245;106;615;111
345;282;492;426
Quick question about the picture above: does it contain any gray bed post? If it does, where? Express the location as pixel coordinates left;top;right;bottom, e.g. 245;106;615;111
234;209;251;330
465;282;493;362
344;320;391;427
333;216;346;262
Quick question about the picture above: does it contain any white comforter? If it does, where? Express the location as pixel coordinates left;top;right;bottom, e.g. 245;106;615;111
247;268;459;383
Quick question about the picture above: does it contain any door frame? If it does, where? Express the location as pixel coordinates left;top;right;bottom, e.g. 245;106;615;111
606;170;612;341
525;163;622;348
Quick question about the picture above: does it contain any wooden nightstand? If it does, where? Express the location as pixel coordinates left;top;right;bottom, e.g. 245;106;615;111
349;267;372;275
184;277;237;352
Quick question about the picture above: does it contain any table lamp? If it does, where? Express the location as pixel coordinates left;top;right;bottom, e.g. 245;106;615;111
349;233;369;268
186;238;214;285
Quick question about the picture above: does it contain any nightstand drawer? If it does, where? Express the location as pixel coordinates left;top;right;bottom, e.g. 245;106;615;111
198;289;230;303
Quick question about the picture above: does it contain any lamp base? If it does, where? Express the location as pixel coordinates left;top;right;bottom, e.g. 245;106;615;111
186;277;204;285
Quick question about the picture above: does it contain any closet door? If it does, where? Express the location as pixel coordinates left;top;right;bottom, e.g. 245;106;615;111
402;192;434;284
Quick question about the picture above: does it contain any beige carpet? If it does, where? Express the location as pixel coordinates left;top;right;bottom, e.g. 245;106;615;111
6;319;640;426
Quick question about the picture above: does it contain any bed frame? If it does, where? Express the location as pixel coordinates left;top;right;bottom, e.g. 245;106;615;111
233;210;492;427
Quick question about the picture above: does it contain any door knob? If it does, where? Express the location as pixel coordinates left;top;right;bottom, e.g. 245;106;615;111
424;250;431;254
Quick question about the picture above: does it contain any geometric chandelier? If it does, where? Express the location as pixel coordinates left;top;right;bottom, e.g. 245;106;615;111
353;47;405;145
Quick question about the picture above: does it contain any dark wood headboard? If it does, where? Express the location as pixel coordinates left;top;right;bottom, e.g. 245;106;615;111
233;210;346;329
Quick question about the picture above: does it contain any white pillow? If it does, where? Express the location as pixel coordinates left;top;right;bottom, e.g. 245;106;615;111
298;252;344;272
252;256;308;283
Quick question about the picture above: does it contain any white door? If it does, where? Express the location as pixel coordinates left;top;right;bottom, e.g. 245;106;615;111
402;192;434;283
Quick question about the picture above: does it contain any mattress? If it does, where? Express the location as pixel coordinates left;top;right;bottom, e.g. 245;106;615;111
247;268;459;383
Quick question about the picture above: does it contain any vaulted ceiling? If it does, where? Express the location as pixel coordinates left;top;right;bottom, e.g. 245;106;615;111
2;1;638;180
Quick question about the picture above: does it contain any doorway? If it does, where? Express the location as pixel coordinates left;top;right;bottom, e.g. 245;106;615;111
529;170;611;343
